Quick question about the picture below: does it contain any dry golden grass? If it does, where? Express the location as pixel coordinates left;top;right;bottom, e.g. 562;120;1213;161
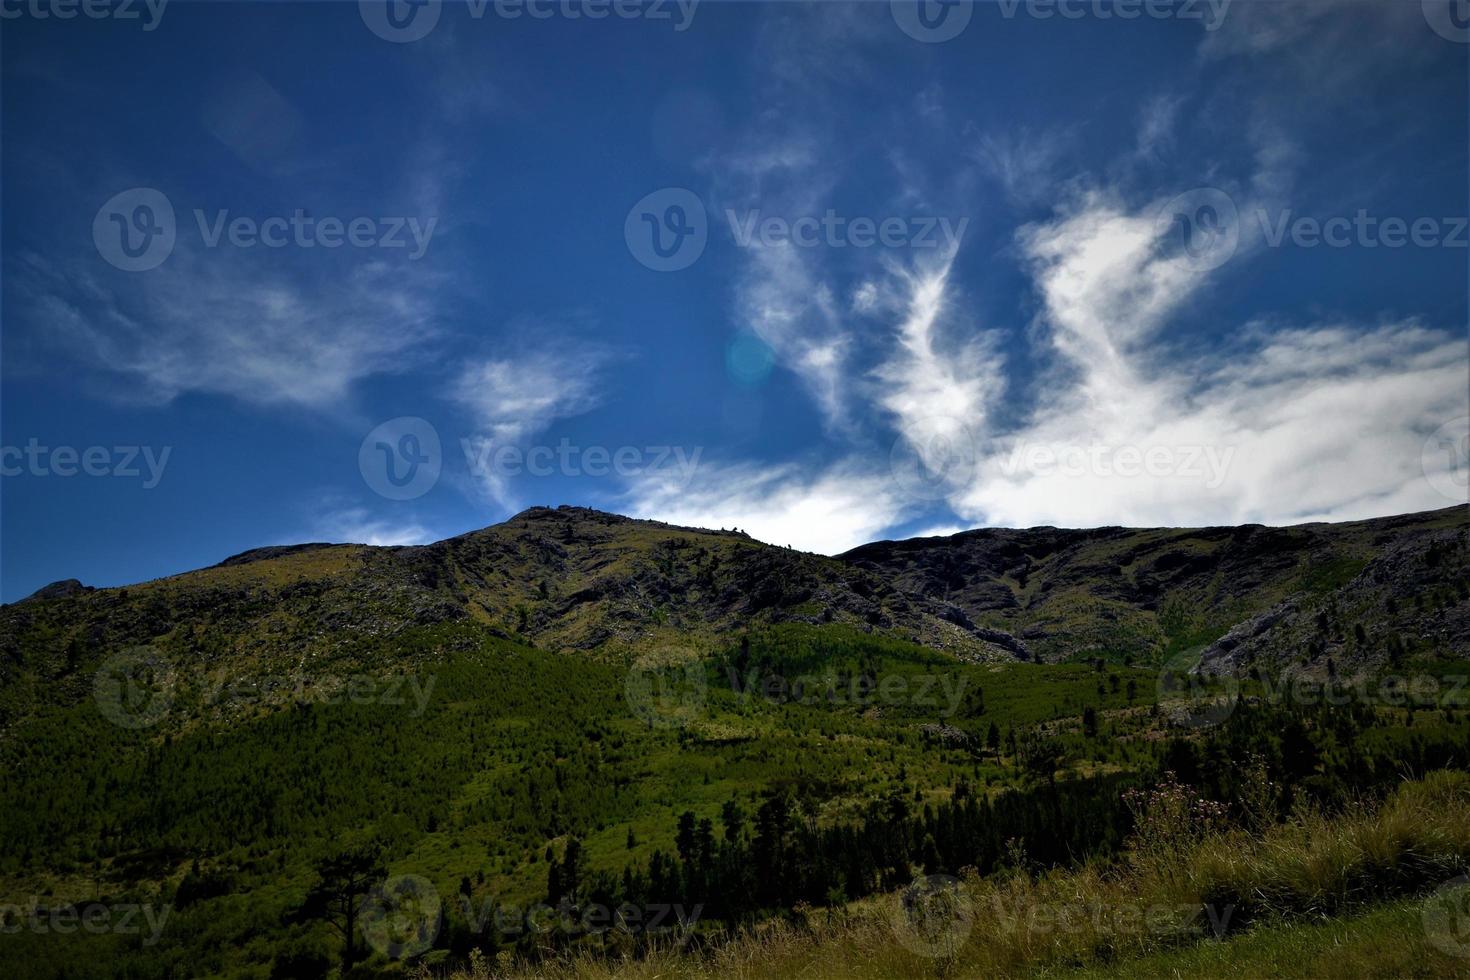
440;771;1470;980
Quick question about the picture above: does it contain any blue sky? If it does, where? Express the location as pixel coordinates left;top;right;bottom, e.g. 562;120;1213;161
2;0;1468;601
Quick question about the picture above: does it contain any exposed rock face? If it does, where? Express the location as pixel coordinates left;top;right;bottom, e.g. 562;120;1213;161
0;506;1026;698
842;506;1469;667
19;579;94;603
214;543;338;567
1195;523;1470;678
3;506;1463;705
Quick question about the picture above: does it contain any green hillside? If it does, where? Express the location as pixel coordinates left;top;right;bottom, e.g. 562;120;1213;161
1;506;1467;978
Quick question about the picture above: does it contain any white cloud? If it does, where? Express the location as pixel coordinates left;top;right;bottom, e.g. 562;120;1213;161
451;342;614;507
872;252;1000;439
20;250;438;409
626;459;911;556
451;346;608;444
944;188;1468;529
972;126;1076;208
909;523;971;540
314;507;437;547
733;244;853;428
1135;94;1184;161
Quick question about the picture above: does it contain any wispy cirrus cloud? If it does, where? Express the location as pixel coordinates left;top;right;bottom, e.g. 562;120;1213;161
450;340;616;507
947;181;1466;529
451;345;609;445
17;249;440;409
871;249;999;450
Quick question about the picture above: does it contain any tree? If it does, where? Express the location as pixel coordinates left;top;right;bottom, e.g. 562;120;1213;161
721;799;747;844
1019;734;1064;787
301;845;385;969
1082;706;1099;738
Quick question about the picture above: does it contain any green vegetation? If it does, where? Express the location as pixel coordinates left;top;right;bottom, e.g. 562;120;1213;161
453;772;1470;980
2;616;1468;977
1;506;1466;977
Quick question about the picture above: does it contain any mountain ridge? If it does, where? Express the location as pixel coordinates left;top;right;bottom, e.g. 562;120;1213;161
6;504;1466;688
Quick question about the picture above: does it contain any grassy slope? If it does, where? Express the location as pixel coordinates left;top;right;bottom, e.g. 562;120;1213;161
477;772;1470;980
0;624;1179;978
1068;899;1470;979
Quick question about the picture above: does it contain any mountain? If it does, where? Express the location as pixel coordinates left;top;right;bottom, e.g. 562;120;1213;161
5;506;1466;716
3;504;1468;980
842;505;1470;672
0;506;1022;722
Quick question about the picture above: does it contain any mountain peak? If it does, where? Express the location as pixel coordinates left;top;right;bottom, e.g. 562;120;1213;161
18;578;94;603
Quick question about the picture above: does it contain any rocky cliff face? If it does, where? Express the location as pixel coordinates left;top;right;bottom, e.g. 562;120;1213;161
1194;523;1470;678
3;506;1464;718
0;506;1025;716
842;506;1469;667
